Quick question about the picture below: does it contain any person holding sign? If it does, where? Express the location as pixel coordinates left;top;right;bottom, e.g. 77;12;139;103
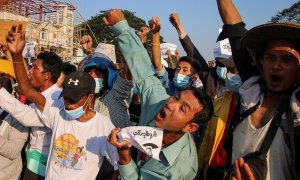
149;16;203;97
103;9;213;180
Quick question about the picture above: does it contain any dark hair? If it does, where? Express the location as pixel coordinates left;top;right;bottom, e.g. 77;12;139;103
178;56;201;75
37;52;63;83
61;62;77;75
190;88;213;125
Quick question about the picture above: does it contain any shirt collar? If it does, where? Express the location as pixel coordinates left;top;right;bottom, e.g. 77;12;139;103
161;133;190;166
41;83;61;96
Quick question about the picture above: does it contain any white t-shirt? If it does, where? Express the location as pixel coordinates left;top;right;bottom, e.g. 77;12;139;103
234;76;294;180
41;99;119;180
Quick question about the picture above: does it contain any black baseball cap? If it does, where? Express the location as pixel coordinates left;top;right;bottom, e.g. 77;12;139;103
60;71;95;102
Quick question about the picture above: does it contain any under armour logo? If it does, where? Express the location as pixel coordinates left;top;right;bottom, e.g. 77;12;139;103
68;78;79;85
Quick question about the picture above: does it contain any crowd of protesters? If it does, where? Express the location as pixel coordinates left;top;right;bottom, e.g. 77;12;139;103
0;0;299;180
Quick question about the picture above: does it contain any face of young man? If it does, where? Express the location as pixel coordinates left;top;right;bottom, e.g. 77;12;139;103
154;90;202;132
262;40;300;92
175;61;193;76
28;59;50;90
63;94;93;111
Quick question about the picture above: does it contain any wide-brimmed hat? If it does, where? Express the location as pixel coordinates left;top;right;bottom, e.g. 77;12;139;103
215;56;235;68
241;22;300;57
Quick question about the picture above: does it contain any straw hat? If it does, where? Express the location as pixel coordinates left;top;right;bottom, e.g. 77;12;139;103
241;22;300;57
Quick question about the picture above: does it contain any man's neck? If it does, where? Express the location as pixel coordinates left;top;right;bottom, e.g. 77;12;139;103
162;130;185;148
76;108;96;122
39;81;55;92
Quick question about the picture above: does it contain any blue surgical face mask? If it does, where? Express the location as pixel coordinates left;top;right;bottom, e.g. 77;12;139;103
216;66;227;81
225;73;242;93
65;95;90;119
173;73;190;90
94;78;104;93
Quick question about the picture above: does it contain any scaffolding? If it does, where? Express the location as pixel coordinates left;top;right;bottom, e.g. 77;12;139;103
0;0;76;61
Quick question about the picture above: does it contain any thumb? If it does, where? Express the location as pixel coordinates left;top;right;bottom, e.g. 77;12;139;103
102;17;109;26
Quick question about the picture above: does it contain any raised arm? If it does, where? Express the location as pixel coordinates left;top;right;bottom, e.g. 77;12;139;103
216;0;258;82
6;25;46;111
103;9;169;126
217;0;242;25
169;13;209;72
149;16;163;72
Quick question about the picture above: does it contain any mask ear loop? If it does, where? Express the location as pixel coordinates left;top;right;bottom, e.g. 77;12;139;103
247;48;263;76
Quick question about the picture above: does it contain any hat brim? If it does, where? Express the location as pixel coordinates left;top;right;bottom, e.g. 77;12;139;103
241;23;300;57
59;89;85;103
215;57;235;68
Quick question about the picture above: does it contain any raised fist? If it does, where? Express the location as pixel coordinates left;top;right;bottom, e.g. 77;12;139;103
102;9;125;26
148;16;161;34
81;35;93;53
169;13;181;29
6;24;26;56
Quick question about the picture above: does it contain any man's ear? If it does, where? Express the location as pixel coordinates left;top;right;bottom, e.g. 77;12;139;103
182;122;199;133
43;71;51;81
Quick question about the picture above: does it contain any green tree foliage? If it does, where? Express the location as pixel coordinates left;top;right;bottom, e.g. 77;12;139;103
270;2;300;23
81;10;163;61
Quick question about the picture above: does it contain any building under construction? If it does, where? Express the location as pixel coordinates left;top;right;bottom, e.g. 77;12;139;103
0;0;83;62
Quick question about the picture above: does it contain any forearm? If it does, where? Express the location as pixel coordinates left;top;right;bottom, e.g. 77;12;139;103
12;54;45;110
117;149;131;165
180;35;209;71
0;88;45;127
217;0;242;25
113;20;155;84
151;33;163;71
168;56;175;69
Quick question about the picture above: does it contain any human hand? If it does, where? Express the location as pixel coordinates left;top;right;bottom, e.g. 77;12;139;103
175;50;180;59
208;60;215;68
137;26;149;43
108;128;132;150
148;16;161;34
169;13;182;29
166;49;172;58
102;9;125;26
232;158;256;180
0;42;9;53
81;35;93;54
6;24;26;56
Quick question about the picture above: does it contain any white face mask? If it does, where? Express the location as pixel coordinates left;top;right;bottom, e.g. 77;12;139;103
94;78;104;93
65;95;90;119
192;76;203;89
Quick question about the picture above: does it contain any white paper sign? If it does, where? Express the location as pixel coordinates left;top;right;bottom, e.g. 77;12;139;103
160;43;177;59
22;42;37;58
219;28;232;56
95;43;116;64
117;126;163;160
214;48;231;60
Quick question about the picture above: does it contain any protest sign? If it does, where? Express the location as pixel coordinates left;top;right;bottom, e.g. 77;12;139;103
118;126;163;160
22;42;37;58
218;28;232;56
94;43;116;64
160;43;177;59
214;48;231;60
0;59;15;78
0;21;27;42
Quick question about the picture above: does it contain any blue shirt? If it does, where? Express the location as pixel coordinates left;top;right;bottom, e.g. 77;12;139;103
112;20;198;180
